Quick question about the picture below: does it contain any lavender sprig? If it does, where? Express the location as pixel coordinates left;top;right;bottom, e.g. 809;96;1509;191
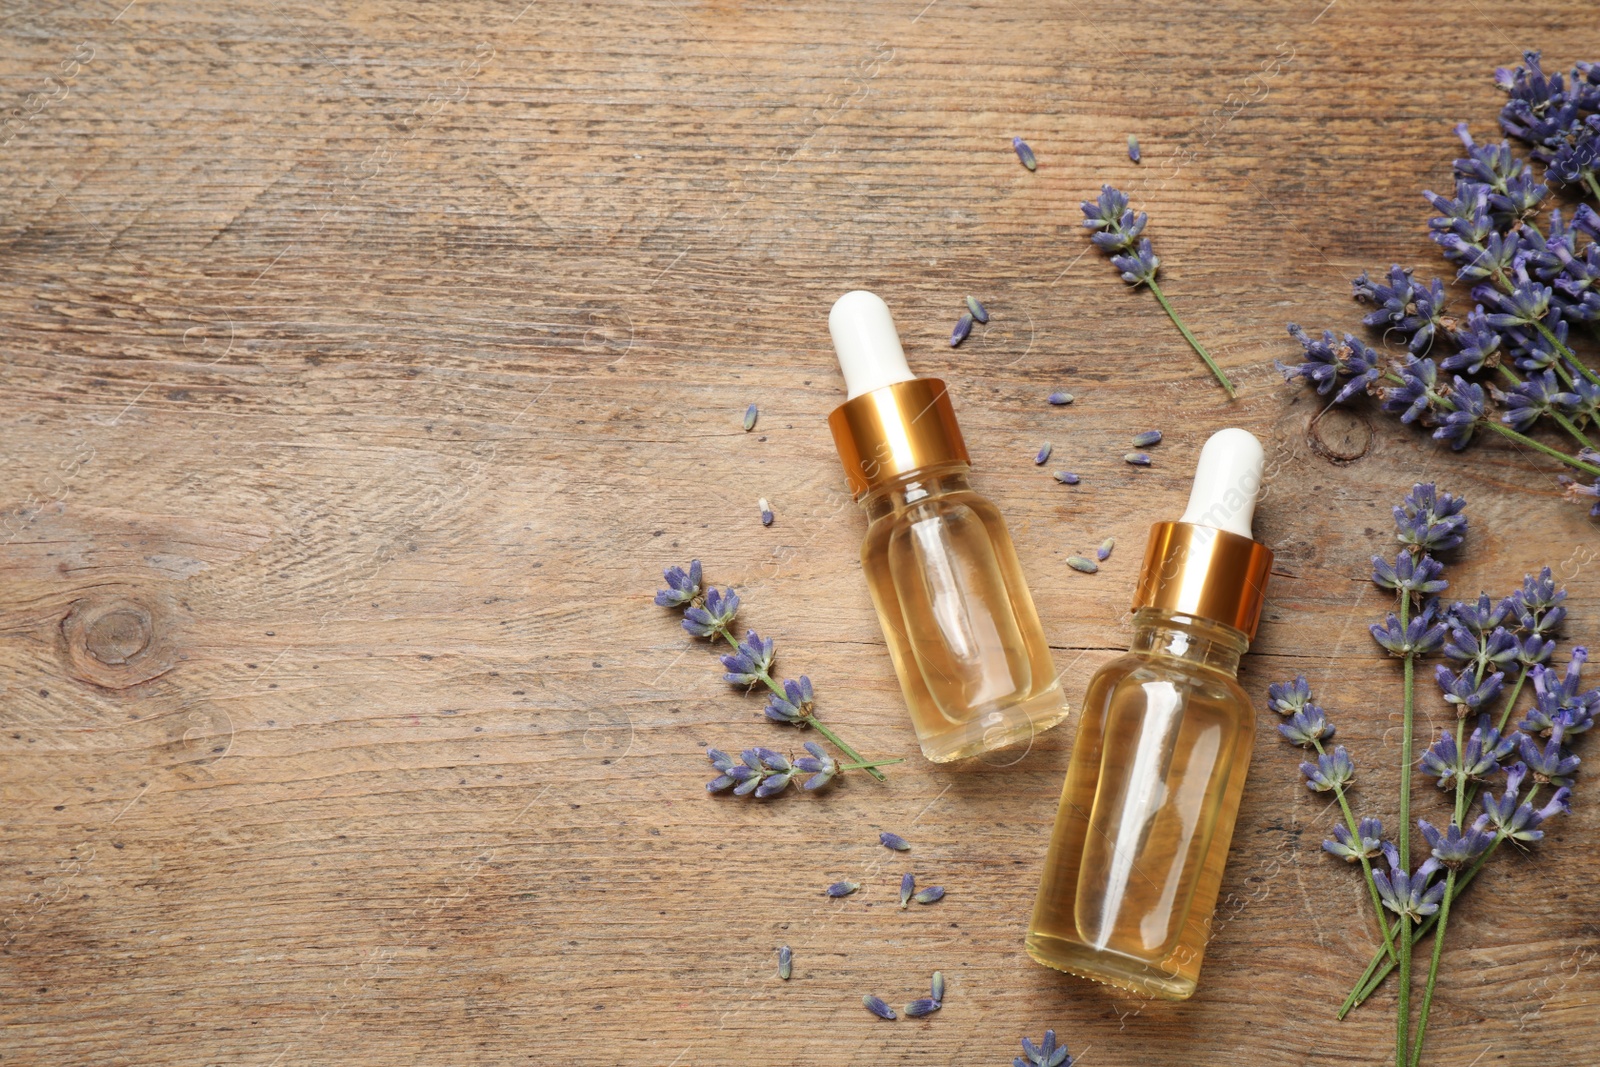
703;742;899;799
657;561;900;782
1080;185;1236;398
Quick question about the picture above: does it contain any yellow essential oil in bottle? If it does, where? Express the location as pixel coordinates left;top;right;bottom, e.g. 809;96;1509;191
1026;429;1274;999
826;291;1069;762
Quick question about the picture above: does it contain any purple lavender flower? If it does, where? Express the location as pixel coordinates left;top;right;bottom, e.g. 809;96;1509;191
862;994;897;1020
1420;714;1516;786
1418;817;1495;868
1353;265;1451;354
682;586;739;637
1371;607;1449;657
1519;632;1558;669
1435;665;1506;715
1481;761;1571;842
1509;567;1567;634
1434;376;1486;449
1278;704;1336;746
904;997;941;1017
1444;624;1519;674
705;746;797;798
764;675;815;724
1521;650;1598;736
1372;844;1446;920
1382;357;1443;424
1109;238;1160;287
1476;261;1554;329
1015;1030;1073;1067
1267;675;1313;715
1394;484;1467;553
827;880;860;897
1276;325;1381;402
1423;181;1493;244
1300;746;1355;791
747;747;796;798
1080;185;1146;251
1448;593;1513;636
1496;369;1574;431
1441;305;1501;374
1372;552;1448;597
1324;816;1385;863
1518;722;1580;787
655;560;703;607
721;630;775;685
1452;123;1528;193
793;741;839;790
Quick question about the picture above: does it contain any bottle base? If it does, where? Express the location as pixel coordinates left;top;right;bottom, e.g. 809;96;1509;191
918;688;1070;763
1023;932;1197;1001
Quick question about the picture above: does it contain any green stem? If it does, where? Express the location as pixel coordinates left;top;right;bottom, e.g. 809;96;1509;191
714;624;890;782
1494;665;1530;736
1146;279;1237;399
1499;365;1600;451
1395;593;1416;1067
840;758;905;771
1585;171;1600;204
1485;421;1600;476
1313;738;1399;962
1408;868;1456;1067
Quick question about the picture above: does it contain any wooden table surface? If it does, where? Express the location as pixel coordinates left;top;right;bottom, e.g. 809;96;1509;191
3;2;1598;1064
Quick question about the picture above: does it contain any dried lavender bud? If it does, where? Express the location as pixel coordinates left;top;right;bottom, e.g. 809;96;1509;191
1096;537;1115;562
1052;471;1080;485
759;498;774;527
1067;556;1098;574
1034;442;1052;465
1127;134;1141;163
1012;136;1037;171
826;880;860;897
778;945;792;980
899;872;915;908
879;831;911;851
1124;452;1152;466
930;971;945;1002
1047;391;1074;406
913;885;945;904
950;312;973;347
743;403;758;432
1131;430;1163;447
1017;1029;1072;1067
904;997;941;1017
863;994;897;1020
966;295;990;323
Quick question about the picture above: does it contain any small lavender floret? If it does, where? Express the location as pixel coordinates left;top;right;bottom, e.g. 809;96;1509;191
778;944;792;980
794;741;839;790
1518;722;1580;786
966;295;990;323
950;313;973;347
1482;761;1571;841
1398;486;1467;554
1371;607;1449;657
1127;134;1141;163
899;872;915;908
826;880;861;897
1035;442;1052;465
1053;471;1080;485
1015;1030;1073;1067
1372;552;1448;598
1047;391;1075;406
863;994;897;1020
683;586;740;637
913;886;945;904
880;831;911;851
655;560;703;608
1277;325;1381;403
743;403;759;432
764;675;815;724
1520;650;1598;736
904;997;941;1017
1124;452;1151;466
1324;816;1385;862
930;971;945;1001
721;630;776;686
1421;713;1516;787
1278;704;1335;746
1300;746;1355;791
1372;844;1446;921
1267;676;1312;715
1418;817;1495;868
1012;136;1037;171
1435;665;1506;716
1096;536;1115;562
1110;238;1160;287
1067;556;1098;574
759;498;774;527
1131;430;1162;447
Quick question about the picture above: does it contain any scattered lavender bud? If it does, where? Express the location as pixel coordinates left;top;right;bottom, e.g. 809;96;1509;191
966;295;990;323
778;945;792;980
1052;471;1080;485
1127;134;1141;163
1124;452;1152;466
1035;442;1052;465
1012;136;1037;171
913;885;945;904
1047;391;1074;406
1016;1029;1073;1067
759;498;774;527
899;872;915;908
1067;556;1099;574
1096;537;1115;562
930;971;945;1002
827;880;861;897
743;404;758;432
863;994;897;1020
1131;430;1163;447
950;312;973;347
879;831;911;851
904;997;942;1017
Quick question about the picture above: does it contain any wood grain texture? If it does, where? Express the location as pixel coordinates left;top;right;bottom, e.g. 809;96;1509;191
2;2;1597;1064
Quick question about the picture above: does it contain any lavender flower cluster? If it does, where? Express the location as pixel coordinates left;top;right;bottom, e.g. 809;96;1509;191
1278;54;1600;515
1269;484;1583;986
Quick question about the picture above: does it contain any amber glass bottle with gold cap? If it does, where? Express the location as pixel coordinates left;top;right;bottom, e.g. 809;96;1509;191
1027;429;1274;1000
826;291;1068;763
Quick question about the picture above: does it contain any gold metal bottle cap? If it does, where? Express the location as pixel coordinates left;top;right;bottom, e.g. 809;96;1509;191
827;378;970;497
1132;521;1274;641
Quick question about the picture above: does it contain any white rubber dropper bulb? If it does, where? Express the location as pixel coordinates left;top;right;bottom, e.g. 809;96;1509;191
830;290;916;399
1177;428;1264;539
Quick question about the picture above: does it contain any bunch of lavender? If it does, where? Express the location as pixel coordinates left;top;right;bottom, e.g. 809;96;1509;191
656;561;902;796
1277;54;1600;518
1080;185;1237;398
1266;484;1586;1066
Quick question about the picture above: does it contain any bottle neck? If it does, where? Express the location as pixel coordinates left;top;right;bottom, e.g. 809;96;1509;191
1129;608;1248;677
860;464;973;518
